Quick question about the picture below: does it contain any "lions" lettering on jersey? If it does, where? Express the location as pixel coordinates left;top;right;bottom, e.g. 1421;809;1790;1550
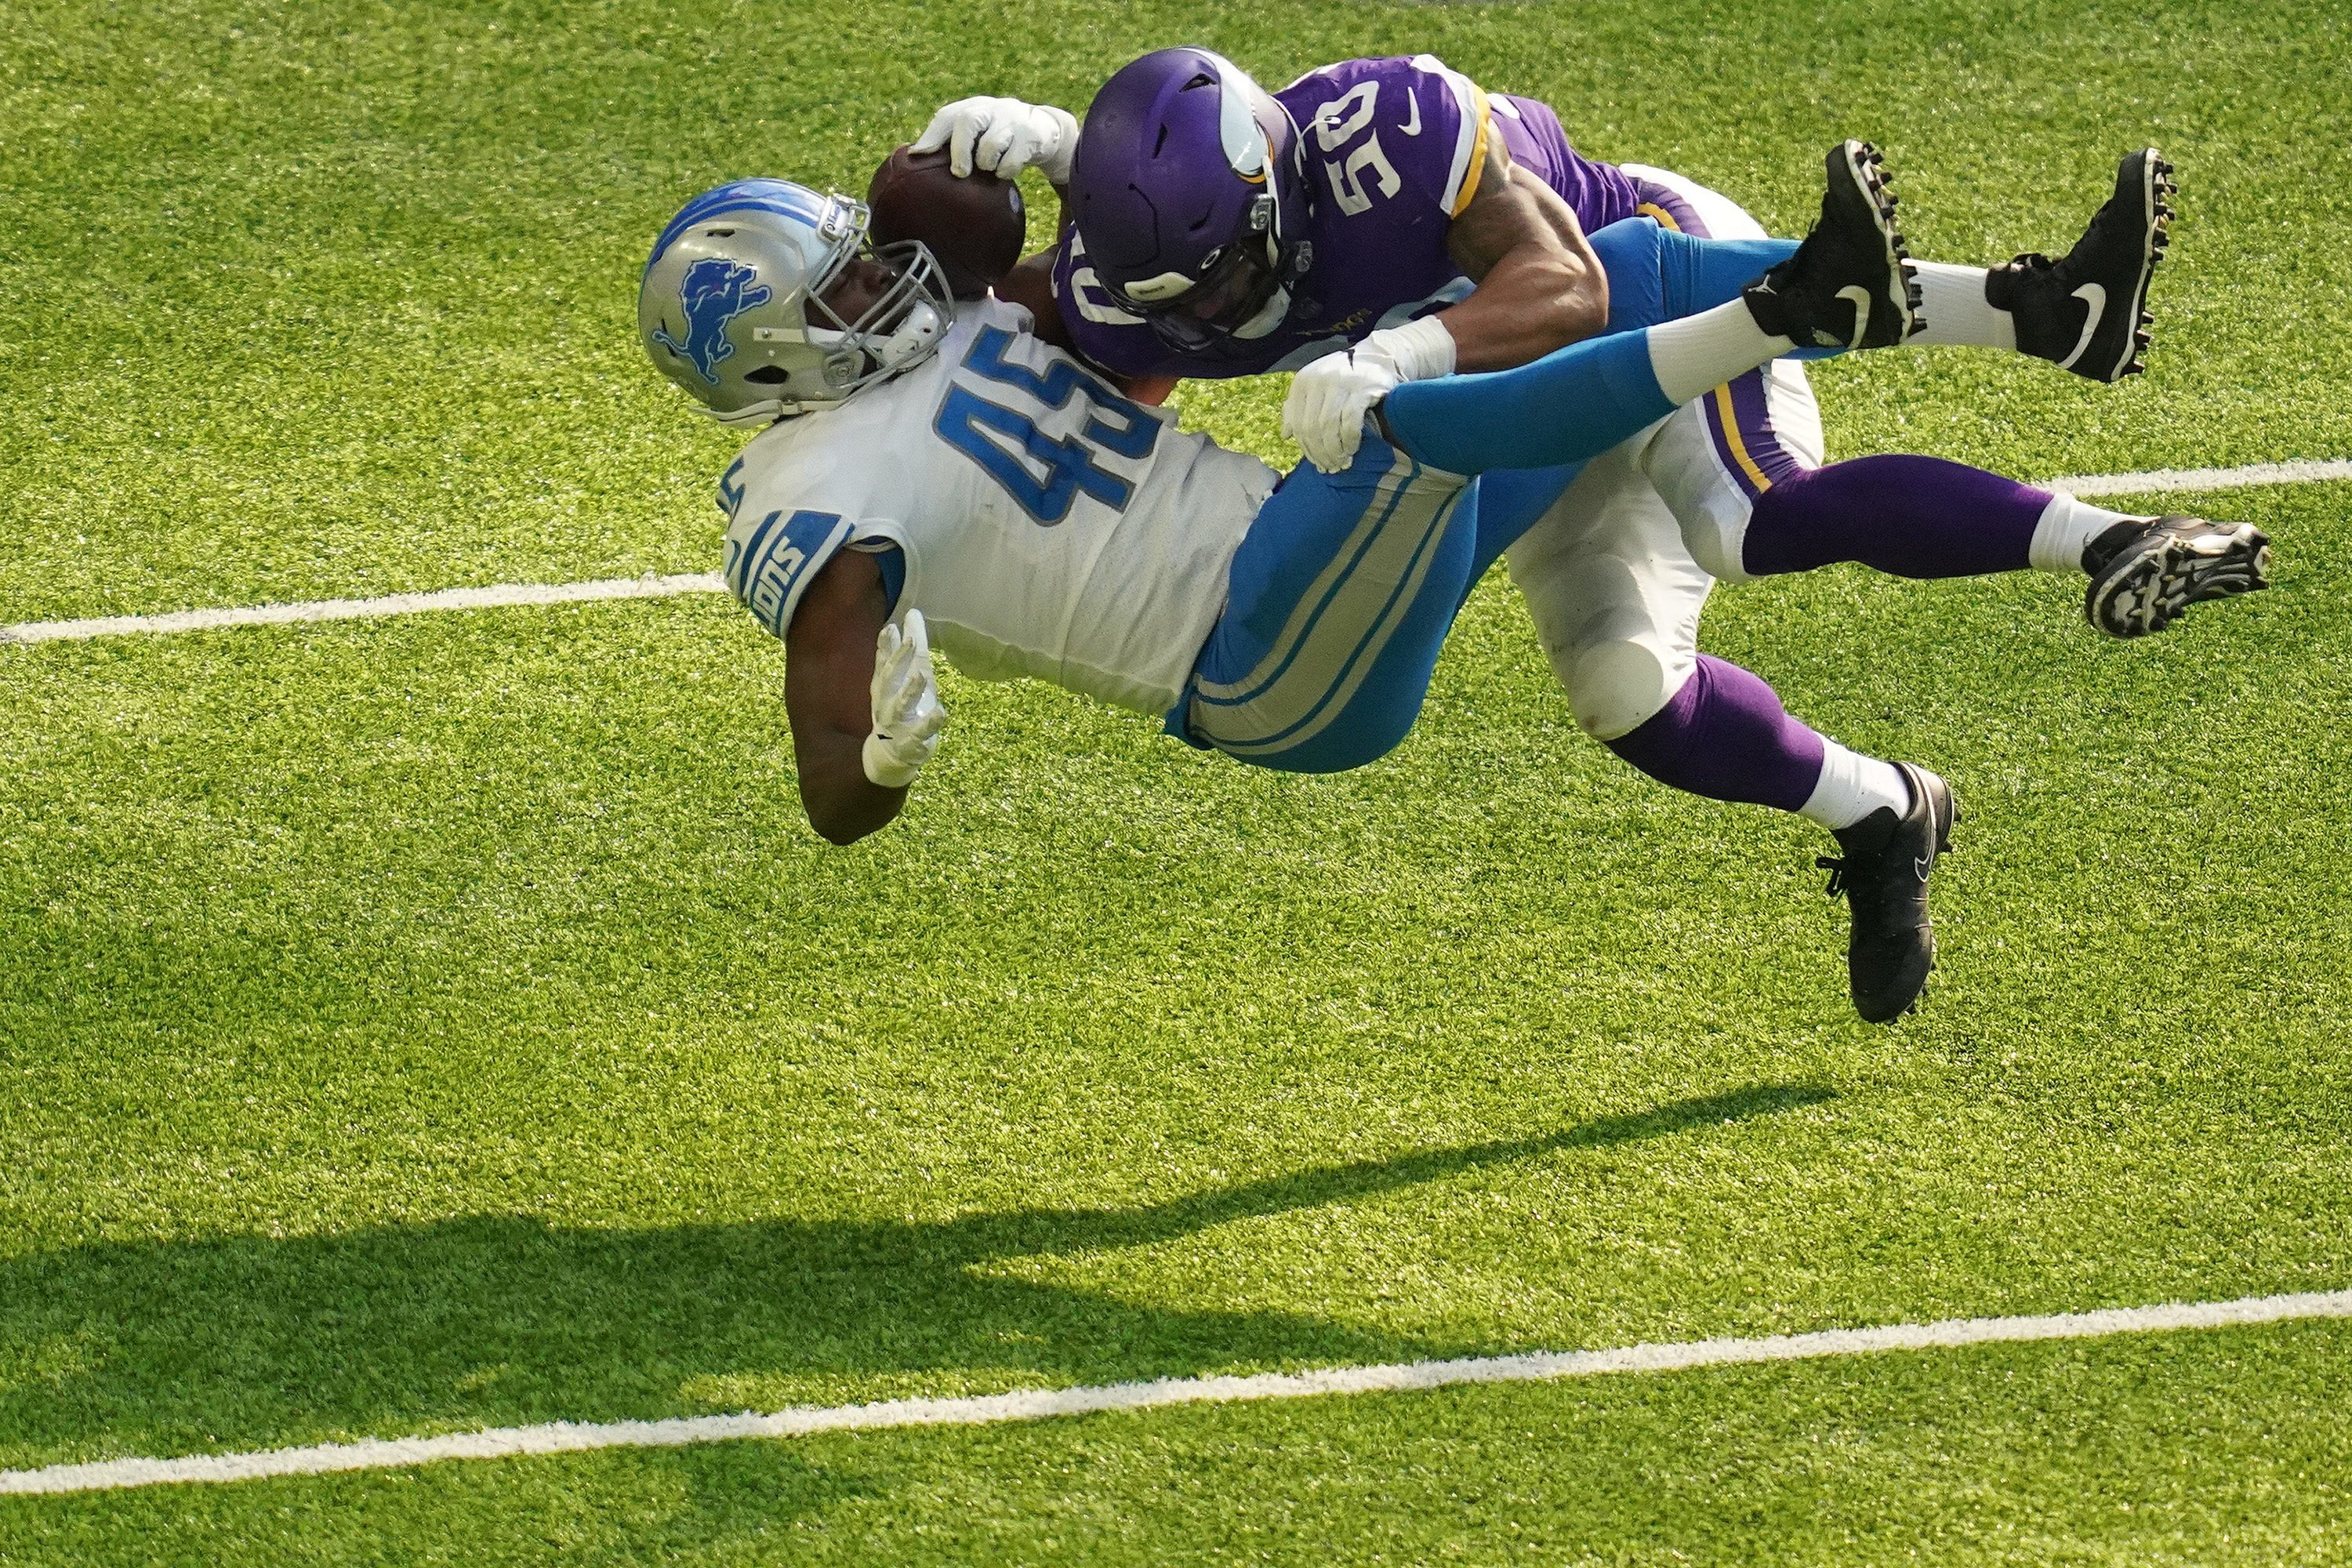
724;506;852;637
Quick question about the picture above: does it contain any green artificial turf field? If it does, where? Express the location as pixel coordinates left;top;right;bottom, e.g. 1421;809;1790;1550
3;0;2350;1560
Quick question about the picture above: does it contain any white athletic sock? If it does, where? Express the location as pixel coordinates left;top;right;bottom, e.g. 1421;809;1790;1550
1905;262;2017;350
1798;741;1911;830
1647;301;1793;405
2028;488;2139;573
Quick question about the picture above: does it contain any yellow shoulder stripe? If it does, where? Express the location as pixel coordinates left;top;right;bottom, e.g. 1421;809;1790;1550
1450;85;1494;216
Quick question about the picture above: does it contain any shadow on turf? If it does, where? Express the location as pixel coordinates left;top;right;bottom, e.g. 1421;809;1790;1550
0;1083;1831;1462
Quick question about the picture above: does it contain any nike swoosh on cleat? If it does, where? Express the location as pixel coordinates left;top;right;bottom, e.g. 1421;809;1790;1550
1835;285;1873;350
1399;91;1421;136
1913;855;1933;881
2057;281;2107;371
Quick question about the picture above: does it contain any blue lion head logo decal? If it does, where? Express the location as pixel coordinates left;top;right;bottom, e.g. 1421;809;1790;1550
652;258;774;386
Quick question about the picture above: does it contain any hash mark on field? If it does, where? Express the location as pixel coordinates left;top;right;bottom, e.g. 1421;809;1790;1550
0;574;725;645
2;1288;2347;1497
2045;457;2352;497
0;460;2342;648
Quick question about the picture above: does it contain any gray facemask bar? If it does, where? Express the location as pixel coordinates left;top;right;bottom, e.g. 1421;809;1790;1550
713;221;956;426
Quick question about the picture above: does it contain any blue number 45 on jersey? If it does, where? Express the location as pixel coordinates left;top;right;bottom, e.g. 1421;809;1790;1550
933;327;1162;525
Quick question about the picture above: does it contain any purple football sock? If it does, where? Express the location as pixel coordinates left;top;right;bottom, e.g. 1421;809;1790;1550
1605;655;1825;812
1741;455;2050;579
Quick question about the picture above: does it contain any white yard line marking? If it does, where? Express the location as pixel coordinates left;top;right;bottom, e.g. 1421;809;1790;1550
2;1287;2346;1497
2045;457;2352;497
1;460;2343;649
0;574;726;646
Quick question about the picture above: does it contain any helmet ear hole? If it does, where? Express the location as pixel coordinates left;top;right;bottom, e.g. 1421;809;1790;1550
742;366;791;385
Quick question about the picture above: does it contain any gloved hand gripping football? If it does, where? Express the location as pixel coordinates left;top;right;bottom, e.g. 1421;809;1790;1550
913;96;1080;185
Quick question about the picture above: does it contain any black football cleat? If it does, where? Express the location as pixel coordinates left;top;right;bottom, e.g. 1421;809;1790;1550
1744;140;1921;351
1987;147;2175;383
2082;514;2273;637
1817;763;1956;1024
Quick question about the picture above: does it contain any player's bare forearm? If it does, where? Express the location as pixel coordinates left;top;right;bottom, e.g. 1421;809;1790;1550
1439;145;1608;372
1436;241;1608;371
784;553;907;845
997;245;1178;405
998;251;1074;348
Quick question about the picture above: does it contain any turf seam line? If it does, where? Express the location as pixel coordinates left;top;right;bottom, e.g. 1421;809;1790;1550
5;1287;2347;1496
1;459;2343;647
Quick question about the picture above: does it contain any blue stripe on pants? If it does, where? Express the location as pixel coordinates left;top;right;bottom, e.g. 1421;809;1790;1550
1174;437;1481;774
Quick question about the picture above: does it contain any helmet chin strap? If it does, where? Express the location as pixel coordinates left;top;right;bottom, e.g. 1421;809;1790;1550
807;296;946;375
1232;286;1290;341
879;299;947;365
706;397;789;426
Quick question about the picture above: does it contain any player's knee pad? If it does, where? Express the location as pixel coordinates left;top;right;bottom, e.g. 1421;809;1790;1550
1564;637;1684;742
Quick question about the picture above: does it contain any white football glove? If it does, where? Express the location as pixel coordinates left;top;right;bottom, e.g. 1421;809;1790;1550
1279;317;1459;474
912;96;1080;185
862;609;946;789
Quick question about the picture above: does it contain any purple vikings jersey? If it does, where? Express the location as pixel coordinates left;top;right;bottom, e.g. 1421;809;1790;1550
1052;55;1641;381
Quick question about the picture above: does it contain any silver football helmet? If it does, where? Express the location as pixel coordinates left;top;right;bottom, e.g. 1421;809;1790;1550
640;178;953;425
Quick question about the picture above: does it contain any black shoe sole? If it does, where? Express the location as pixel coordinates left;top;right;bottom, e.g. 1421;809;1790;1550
2085;521;2273;637
2073;148;2176;382
1825;140;1920;350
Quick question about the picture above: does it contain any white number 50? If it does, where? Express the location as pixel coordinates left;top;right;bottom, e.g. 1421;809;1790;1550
1312;82;1402;215
1326;134;1401;215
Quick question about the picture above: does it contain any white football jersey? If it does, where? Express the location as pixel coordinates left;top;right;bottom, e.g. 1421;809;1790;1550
719;298;1279;716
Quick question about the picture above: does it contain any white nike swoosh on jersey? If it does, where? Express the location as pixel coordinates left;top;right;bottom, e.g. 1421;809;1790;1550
1399;91;1422;136
1835;285;1873;350
2058;281;2107;371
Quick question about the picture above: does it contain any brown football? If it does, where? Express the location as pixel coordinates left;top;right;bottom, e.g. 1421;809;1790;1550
866;143;1028;300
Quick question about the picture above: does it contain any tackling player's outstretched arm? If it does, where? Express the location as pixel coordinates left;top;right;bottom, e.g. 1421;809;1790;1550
782;550;912;845
1283;108;1611;471
1436;135;1609;372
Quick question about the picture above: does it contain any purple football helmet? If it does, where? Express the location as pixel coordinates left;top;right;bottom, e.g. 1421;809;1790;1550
1068;48;1313;353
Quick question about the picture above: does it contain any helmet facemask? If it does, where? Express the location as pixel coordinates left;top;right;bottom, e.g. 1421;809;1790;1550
1070;49;1316;356
797;239;953;386
1106;186;1312;352
641;180;956;426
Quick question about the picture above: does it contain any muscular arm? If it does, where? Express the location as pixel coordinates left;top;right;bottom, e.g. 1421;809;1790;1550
782;550;906;845
1436;136;1609;372
996;243;1181;406
996;249;1074;349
